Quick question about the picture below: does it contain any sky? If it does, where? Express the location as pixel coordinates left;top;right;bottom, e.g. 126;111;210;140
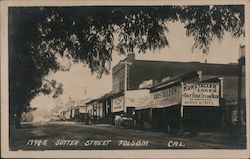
30;21;244;112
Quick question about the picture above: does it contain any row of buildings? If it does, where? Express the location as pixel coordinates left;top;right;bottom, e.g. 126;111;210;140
57;48;246;132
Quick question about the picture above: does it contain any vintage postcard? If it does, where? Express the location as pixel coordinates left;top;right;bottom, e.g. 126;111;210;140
1;0;250;158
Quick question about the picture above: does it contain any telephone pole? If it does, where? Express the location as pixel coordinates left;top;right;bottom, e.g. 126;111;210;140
237;44;245;126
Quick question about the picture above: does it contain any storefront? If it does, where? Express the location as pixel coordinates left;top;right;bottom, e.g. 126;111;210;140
95;100;104;124
86;100;95;124
97;93;113;124
111;89;151;127
135;84;182;132
69;106;88;123
86;98;105;124
135;71;223;133
111;53;244;132
181;82;222;132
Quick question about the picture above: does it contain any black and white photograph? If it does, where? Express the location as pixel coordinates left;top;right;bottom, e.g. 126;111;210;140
1;0;249;158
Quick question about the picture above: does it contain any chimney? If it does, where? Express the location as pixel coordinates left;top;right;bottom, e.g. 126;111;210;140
239;44;245;59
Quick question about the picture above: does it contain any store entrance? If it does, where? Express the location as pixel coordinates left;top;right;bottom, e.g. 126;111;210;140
151;105;180;133
183;106;221;132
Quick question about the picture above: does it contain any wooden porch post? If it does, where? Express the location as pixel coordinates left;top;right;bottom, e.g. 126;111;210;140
180;105;184;135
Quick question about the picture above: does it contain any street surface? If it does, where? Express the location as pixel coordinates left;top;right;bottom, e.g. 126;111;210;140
9;121;246;150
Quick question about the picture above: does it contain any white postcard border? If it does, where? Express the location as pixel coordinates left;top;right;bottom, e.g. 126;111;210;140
1;0;250;158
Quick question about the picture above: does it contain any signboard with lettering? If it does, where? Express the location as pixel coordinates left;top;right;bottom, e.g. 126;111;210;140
150;85;182;108
111;96;124;112
182;83;220;106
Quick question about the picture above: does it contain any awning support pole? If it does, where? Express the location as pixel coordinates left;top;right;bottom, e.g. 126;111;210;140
180;105;184;135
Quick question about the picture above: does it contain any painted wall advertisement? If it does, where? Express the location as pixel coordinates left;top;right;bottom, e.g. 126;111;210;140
150;85;182;108
182;83;220;106
112;96;124;112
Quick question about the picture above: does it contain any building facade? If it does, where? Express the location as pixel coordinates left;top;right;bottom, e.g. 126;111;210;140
56;52;245;133
111;53;245;130
135;71;222;132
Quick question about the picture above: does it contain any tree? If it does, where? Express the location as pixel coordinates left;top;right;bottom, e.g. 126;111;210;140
9;8;63;128
9;5;244;128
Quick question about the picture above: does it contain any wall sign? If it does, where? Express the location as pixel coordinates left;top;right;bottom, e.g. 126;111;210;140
182;83;220;106
112;96;124;112
150;86;182;108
